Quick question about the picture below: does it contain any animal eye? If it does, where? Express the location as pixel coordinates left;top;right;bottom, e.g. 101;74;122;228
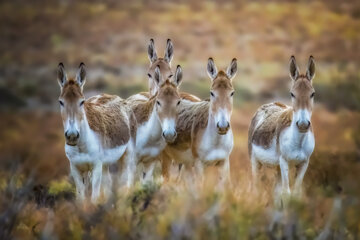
168;74;173;78
147;73;152;78
177;100;181;106
290;93;295;98
310;92;315;98
80;100;85;106
59;100;64;106
210;91;215;97
156;100;161;106
230;91;234;97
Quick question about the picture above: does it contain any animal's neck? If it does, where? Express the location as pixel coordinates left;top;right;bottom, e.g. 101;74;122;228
139;99;162;136
77;112;97;152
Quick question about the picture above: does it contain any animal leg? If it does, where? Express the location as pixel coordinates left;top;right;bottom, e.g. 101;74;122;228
251;153;260;190
221;158;232;190
102;166;112;200
160;152;171;182
91;162;102;203
142;162;156;183
279;156;291;201
125;141;136;188
70;163;86;201
294;160;309;197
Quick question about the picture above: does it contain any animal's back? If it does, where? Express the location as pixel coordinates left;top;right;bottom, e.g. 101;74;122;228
167;100;209;151
248;102;291;157
85;94;134;148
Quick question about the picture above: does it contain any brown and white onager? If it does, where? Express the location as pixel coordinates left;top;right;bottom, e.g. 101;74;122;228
248;56;316;197
57;63;136;203
163;58;237;188
127;65;183;182
131;39;200;102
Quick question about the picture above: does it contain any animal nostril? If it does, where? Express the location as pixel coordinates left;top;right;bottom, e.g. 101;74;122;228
76;132;80;139
65;131;69;138
307;121;311;127
226;122;230;128
217;122;220;129
162;132;166;138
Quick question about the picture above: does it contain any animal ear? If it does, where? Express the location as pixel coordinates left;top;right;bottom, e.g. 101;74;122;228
148;38;158;63
164;39;174;63
154;65;162;85
289;56;299;81
226;58;237;80
207;57;218;80
76;62;86;88
57;62;67;87
306;55;315;81
173;65;183;87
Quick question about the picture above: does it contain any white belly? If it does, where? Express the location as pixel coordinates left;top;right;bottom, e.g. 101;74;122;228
252;138;279;165
65;143;128;165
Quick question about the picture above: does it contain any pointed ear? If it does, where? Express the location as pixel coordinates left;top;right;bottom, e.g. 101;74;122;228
306;55;315;81
207;57;218;80
164;39;174;63
226;58;237;80
148;38;158;63
76;62;86;88
173;65;183;87
289;56;299;81
154;65;162;85
57;62;67;87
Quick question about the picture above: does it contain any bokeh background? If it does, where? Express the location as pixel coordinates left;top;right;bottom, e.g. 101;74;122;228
0;0;359;238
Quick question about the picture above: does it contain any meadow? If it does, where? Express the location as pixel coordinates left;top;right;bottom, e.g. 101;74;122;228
0;0;359;239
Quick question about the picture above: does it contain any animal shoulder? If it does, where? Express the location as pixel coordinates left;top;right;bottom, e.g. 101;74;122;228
250;102;292;149
127;96;155;125
84;94;131;148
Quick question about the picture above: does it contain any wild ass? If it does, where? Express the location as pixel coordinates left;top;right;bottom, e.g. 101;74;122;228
57;63;136;203
248;56;316;197
126;65;183;182
131;39;200;102
162;58;237;188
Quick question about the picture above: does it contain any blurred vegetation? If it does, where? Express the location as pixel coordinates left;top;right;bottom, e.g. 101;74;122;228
0;0;359;239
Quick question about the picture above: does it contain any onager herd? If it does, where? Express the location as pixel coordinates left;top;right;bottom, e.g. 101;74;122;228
57;39;316;203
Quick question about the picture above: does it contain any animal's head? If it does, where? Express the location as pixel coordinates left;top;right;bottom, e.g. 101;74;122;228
289;56;316;133
57;63;86;146
147;38;174;96
153;65;183;143
207;58;237;135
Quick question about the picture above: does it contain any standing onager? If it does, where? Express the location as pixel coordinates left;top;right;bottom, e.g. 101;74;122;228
127;65;183;182
248;56;316;197
163;58;237;188
57;63;137;203
131;39;200;102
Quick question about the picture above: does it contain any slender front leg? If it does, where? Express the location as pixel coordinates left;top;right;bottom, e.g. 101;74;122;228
70;163;86;201
294;160;309;197
125;141;136;188
194;160;204;186
142;162;155;183
224;158;232;189
251;153;260;190
102;166;112;200
160;152;171;182
91;162;102;203
279;156;291;196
